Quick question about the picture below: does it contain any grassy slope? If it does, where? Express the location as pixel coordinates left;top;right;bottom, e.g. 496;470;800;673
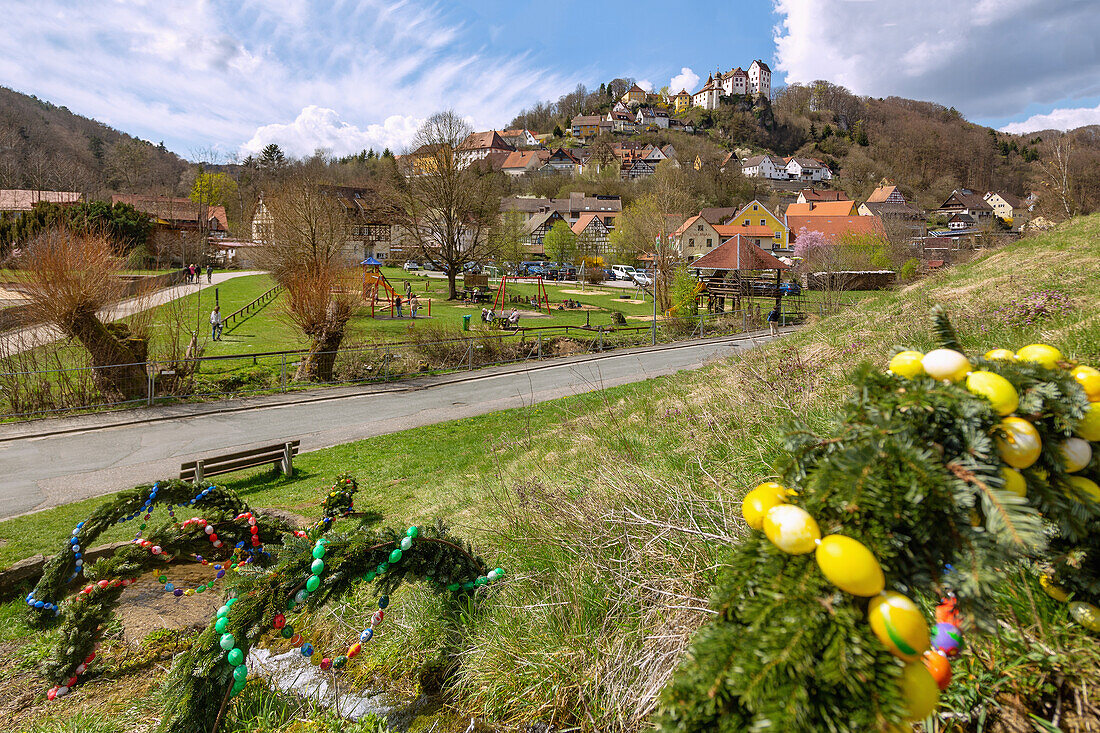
3;217;1099;731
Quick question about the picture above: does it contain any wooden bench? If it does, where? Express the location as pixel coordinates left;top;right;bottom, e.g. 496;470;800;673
180;440;300;483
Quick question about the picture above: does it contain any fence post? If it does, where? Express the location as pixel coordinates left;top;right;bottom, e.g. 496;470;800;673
743;310;748;332
281;442;294;477
195;459;205;484
468;343;474;370
537;334;542;359
281;354;287;392
147;369;154;407
598;327;604;352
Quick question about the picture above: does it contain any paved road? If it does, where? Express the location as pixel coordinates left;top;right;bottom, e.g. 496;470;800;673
1;270;263;355
0;329;786;520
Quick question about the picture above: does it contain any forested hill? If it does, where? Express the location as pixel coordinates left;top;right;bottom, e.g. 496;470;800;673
0;86;187;197
511;80;1100;216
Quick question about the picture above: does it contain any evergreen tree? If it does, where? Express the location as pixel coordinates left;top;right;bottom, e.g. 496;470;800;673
658;312;1099;731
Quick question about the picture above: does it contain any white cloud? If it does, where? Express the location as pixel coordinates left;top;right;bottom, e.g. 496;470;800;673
773;0;1100;121
669;67;700;94
637;79;654;92
241;107;423;158
1000;103;1100;134
0;0;576;159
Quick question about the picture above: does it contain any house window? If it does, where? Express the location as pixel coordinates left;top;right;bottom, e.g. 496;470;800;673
707;238;712;246
760;219;766;226
752;204;758;210
697;225;703;231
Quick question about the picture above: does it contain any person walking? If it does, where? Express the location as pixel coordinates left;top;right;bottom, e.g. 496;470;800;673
189;264;196;283
210;306;223;341
410;294;419;319
395;295;403;318
206;263;213;283
404;280;412;301
767;304;781;336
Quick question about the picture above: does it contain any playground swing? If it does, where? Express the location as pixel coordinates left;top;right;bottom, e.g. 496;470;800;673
493;274;551;316
360;257;430;318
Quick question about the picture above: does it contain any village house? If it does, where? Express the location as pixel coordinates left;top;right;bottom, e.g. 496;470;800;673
251;186;391;263
673;215;722;261
726;199;790;251
983;191;1028;228
740;154;789;180
606;109;637;133
456;131;515;168
673;89;692;112
797;188;850;204
501;150;550;177
520;210;566;253
499;128;539;148
858;183;922;219
717;67;749;96
667;118;694;133
0;189;83;216
636;107;670;130
570;114;603;139
115;194;229;235
785;157;832;182
542;148;581;175
501;192;622;231
571;213;611;255
935;189;994;223
620;83;648;105
948;213;976;231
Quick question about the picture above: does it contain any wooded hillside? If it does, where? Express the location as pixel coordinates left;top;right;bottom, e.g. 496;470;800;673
0;86;187;197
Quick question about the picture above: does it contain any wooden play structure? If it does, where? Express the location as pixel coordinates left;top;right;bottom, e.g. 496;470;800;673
360;257;430;318
688;235;803;315
493;274;551;315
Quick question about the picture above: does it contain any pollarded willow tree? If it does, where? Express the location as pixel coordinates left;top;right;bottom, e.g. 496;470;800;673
256;175;360;381
657;311;1100;731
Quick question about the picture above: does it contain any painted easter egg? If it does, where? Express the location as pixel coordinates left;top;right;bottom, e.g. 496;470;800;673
762;504;821;555
966;371;1019;415
742;482;789;530
889;351;925;378
900;661;940;720
868;592;930;661
996;417;1042;469
1060;438;1092;473
922;349;971;382
815;535;885;596
1016;343;1062;369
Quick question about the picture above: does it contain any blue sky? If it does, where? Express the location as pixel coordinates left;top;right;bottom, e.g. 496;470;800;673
0;0;1097;159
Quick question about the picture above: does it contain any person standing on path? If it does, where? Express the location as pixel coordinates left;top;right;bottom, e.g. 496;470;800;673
395;295;403;318
404;280;412;301
206;264;213;283
767;305;781;336
410;294;419;319
210;306;223;340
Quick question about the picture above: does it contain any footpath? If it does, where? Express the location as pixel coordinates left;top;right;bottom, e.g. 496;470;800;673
0;327;792;519
0;270;263;355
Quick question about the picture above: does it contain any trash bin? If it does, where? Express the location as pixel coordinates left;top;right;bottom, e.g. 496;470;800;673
462;314;472;331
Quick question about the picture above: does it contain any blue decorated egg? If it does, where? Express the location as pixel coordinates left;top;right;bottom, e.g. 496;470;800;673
931;622;962;657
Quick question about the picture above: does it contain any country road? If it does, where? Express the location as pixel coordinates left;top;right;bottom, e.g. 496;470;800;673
0;329;786;520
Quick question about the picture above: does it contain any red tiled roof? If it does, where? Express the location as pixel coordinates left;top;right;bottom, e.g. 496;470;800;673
501;150;549;169
691;235;788;271
571;213;604;236
866;185;900;203
785;201;856;217
715;224;777;238
786;215;885;242
458;131;514;152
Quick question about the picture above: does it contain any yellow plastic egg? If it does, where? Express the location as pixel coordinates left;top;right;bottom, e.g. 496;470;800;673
762;504;821;555
1060;438;1092;473
1016;343;1063;369
741;483;789;530
984;348;1016;361
1040;574;1070;603
900;661;941;720
965;371;1019;415
921;349;971;382
996;417;1042;469
1066;475;1100;503
1071;365;1100;401
889;351;925;378
1069;601;1100;632
1077;403;1100;442
815;535;885;596
1001;467;1027;497
868;592;931;661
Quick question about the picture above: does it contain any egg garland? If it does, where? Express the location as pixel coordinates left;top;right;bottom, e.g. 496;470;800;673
741;488;969;721
886;343;1100;635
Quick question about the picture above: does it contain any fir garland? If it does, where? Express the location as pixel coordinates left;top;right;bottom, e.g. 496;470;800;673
657;311;1100;732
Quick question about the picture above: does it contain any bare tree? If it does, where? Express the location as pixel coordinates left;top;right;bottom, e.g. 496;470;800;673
1039;137;1078;220
391;111;501;299
257;175;358;381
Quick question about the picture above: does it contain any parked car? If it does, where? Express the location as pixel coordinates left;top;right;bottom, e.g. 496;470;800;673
632;272;653;287
611;264;637;281
780;280;802;296
559;265;578;280
602;268;618;281
403;261;420;272
520;261;545;276
463;262;482;273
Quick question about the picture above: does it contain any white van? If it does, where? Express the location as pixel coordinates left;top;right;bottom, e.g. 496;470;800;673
611;264;637;281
